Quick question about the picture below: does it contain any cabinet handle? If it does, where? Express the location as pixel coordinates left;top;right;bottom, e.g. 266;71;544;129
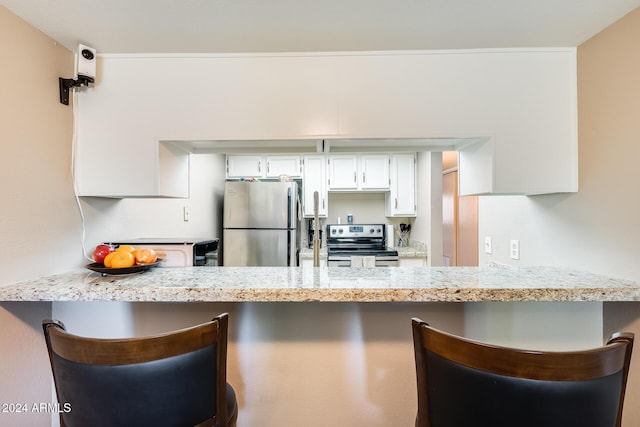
354;172;356;183
322;198;325;209
363;172;366;183
258;161;261;173
395;198;398;209
267;162;270;174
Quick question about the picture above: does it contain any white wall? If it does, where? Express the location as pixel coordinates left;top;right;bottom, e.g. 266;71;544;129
478;8;640;281
79;153;226;249
412;152;443;266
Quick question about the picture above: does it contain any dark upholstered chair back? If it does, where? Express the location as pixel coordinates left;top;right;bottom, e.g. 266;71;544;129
43;313;237;427
412;318;633;427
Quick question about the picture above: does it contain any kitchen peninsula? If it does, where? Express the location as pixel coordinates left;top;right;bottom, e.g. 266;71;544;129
2;265;639;302
3;266;639;427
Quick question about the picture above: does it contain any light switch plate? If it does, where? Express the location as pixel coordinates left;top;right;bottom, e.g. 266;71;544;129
510;239;520;260
484;236;492;254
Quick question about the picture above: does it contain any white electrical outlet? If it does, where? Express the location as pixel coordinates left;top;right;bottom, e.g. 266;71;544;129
484;236;493;254
183;205;190;222
510;239;520;260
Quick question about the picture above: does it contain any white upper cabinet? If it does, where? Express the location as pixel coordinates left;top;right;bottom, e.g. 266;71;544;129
327;154;389;191
303;155;328;217
334;51;577;195
226;155;263;178
327;155;358;190
360;154;389;190
386;153;416;217
266;155;303;178
226;155;302;179
76;49;577;196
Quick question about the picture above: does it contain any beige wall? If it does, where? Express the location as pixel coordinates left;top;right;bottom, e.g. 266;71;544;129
3;2;640;425
478;7;640;280
478;6;640;425
0;6;75;426
579;7;640;425
0;6;78;282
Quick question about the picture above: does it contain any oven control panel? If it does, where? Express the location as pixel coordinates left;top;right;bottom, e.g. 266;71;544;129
327;224;385;238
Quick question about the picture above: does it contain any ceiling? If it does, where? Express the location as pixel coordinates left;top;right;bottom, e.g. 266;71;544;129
2;0;639;54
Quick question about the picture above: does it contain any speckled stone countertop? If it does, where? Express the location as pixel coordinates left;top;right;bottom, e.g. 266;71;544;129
1;266;639;302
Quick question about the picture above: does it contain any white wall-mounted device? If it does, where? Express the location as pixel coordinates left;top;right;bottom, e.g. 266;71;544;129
59;43;97;105
76;44;97;81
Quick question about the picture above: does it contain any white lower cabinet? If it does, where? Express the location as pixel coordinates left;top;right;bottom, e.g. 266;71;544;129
398;256;427;267
386;153;417;217
301;258;327;268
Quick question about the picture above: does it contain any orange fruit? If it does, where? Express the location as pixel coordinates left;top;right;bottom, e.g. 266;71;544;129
133;248;158;265
116;245;136;253
103;252;117;268
108;251;135;268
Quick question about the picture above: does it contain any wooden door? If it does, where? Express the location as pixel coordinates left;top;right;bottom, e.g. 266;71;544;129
442;152;478;266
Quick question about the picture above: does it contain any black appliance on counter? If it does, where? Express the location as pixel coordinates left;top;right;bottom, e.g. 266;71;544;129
326;224;398;267
104;238;219;266
308;219;322;249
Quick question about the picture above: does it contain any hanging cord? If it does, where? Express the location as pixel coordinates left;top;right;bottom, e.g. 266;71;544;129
70;88;94;262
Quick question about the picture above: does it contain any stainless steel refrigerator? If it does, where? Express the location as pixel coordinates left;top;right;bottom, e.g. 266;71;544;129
222;181;300;266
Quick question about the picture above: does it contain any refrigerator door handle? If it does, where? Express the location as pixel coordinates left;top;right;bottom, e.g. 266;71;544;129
288;228;292;266
287;187;292;228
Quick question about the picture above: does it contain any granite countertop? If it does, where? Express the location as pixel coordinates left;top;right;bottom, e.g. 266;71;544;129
394;246;428;257
1;266;639;303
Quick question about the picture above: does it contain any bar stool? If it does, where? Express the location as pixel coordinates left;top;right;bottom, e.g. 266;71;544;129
411;317;633;427
43;313;238;427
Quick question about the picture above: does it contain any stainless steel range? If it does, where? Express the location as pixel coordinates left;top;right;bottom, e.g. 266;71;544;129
326;224;399;267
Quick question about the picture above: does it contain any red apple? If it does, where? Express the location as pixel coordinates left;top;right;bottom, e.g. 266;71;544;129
92;244;115;264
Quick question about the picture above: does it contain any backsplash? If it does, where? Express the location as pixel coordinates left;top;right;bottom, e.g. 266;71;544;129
301;192;414;248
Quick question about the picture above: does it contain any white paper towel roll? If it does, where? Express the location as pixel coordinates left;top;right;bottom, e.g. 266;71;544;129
386;224;395;248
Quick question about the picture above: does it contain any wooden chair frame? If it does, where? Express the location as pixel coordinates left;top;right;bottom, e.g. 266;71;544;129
43;313;236;427
412;317;634;427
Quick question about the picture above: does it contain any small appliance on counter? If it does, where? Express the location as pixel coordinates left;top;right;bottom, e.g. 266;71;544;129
308;219;322;249
104;238;219;267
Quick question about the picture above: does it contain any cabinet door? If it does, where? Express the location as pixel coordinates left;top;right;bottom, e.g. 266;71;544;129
266;155;303;178
303;155;328;217
327;155;358;190
360;154;390;190
398;257;427;267
227;155;264;178
387;153;416;217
